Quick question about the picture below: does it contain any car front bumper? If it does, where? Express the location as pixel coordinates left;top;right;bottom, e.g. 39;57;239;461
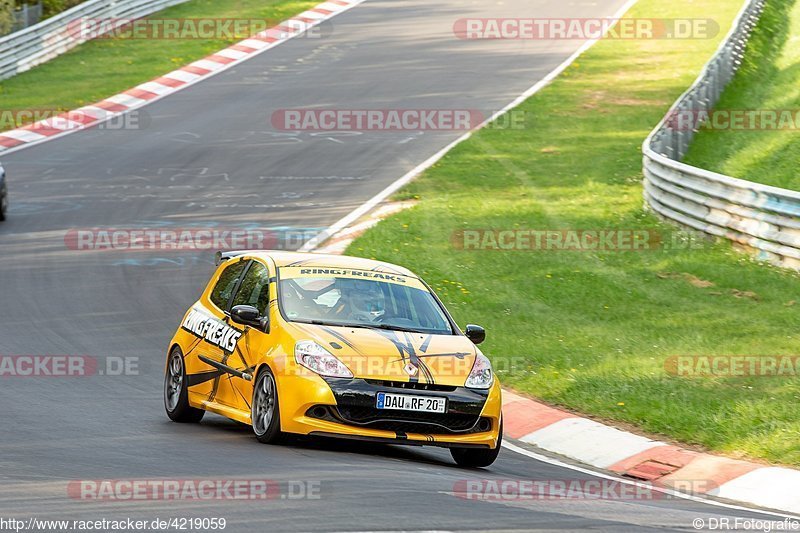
277;372;503;449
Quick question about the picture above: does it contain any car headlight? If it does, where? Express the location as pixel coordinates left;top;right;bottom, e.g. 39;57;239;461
465;353;494;389
294;340;353;378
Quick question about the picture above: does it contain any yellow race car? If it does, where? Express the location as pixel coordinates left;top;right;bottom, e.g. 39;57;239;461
164;251;502;467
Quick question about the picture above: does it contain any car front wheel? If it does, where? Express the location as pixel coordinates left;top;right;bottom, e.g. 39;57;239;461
252;367;283;443
451;421;502;468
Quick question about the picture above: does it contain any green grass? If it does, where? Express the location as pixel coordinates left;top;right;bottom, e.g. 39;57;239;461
0;0;318;129
684;0;800;189
347;0;800;465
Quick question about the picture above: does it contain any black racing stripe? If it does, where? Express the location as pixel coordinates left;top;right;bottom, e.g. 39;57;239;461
227;373;252;410
372;330;409;364
286;259;315;266
209;350;231;402
403;331;435;384
233;344;257;379
187;370;224;387
209;374;220;401
183;336;203;357
235;340;251;370
419;335;432;353
417;352;471;359
371;265;406;275
371;330;434;384
417;359;435;384
319;326;365;355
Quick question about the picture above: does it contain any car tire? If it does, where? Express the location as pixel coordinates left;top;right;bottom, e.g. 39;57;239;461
450;420;503;468
164;347;205;423
252;366;283;444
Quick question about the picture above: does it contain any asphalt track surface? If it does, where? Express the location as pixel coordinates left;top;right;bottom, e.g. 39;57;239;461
0;0;788;530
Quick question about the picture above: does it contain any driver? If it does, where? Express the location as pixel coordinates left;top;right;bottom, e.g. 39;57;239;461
332;280;385;322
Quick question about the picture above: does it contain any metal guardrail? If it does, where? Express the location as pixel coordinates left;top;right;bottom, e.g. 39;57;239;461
640;0;800;269
0;0;189;81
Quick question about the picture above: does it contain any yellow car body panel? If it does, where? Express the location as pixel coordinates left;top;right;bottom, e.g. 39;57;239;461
166;251;502;450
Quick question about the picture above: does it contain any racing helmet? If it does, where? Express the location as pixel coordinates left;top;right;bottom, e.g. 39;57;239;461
339;279;385;319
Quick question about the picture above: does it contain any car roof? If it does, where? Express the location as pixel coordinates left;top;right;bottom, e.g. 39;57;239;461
234;251;419;278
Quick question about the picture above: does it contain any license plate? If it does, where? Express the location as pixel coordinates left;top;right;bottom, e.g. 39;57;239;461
376;392;447;413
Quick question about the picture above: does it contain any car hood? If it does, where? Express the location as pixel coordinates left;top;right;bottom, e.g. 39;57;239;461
291;323;478;387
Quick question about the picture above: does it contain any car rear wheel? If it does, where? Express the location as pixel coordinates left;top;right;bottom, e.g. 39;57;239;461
450;421;502;468
164;347;205;423
252;367;283;443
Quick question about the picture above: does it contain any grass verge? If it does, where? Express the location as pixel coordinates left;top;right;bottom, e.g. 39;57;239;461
0;0;319;130
684;0;800;189
347;0;800;465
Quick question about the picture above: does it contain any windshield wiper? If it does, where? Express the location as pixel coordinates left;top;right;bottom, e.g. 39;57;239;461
349;323;432;334
302;319;433;334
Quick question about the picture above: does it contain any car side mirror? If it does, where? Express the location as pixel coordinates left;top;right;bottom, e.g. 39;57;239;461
230;305;268;332
465;324;486;345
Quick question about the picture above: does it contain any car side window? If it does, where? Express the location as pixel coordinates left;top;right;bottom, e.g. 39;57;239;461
209;261;247;311
230;261;270;316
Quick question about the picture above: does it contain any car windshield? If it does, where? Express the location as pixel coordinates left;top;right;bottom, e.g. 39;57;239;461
277;266;454;335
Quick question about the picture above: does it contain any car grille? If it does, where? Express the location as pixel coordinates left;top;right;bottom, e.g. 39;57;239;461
307;405;491;434
363;379;457;392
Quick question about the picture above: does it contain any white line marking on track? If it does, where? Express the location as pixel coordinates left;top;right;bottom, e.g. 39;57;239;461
300;0;641;251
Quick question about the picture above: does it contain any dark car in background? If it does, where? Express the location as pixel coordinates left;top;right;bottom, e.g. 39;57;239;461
0;162;6;221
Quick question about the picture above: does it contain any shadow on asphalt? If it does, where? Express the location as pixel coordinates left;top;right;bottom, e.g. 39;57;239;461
189;415;482;470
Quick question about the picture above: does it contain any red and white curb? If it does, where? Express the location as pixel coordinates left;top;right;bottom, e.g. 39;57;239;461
502;391;800;514
0;0;366;154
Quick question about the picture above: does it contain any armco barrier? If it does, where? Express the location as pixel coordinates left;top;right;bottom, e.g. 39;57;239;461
640;0;800;270
0;0;189;81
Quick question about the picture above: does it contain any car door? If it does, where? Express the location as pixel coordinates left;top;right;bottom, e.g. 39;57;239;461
225;259;274;412
184;258;249;408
